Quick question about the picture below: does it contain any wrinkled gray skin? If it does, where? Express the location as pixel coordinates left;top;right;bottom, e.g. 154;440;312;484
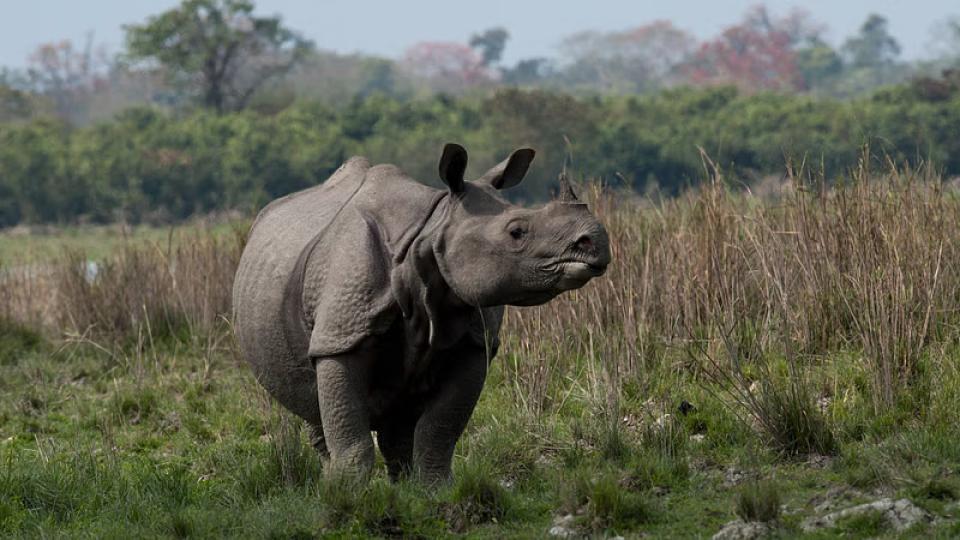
233;144;610;484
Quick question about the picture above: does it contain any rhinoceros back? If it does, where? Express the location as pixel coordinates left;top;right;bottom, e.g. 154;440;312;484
232;157;370;423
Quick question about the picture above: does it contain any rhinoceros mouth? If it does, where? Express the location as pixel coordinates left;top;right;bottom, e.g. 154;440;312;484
544;259;607;277
544;260;607;292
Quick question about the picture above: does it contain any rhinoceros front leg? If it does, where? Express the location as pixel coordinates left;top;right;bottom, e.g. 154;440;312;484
314;354;375;479
413;344;489;484
306;423;330;460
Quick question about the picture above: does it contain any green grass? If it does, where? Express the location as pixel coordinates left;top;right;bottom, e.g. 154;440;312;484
2;327;960;538
0;220;243;264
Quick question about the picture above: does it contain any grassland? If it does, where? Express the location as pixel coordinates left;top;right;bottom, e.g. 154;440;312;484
0;217;243;264
4;165;960;538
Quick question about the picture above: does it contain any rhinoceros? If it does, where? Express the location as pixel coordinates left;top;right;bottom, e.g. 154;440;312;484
232;144;610;483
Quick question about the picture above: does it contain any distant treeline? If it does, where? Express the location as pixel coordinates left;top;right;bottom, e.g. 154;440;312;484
2;83;960;226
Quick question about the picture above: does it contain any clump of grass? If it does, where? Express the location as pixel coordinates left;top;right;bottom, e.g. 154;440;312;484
559;470;651;533
698;335;837;457
315;474;365;528
749;375;837;457
316;476;434;536
735;479;781;523
0;496;25;533
266;411;319;489
443;461;512;531
911;474;958;502
600;421;632;463
0;318;46;365
840;446;891;489
834;509;888;536
109;386;160;426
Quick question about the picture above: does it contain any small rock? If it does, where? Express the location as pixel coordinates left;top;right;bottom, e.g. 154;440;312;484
690;433;706;444
809;486;862;514
801;498;931;532
650;485;670;497
723;467;753;488
548;514;576;538
712;519;774;540
780;503;799;516
806;454;834;470
816;396;832;413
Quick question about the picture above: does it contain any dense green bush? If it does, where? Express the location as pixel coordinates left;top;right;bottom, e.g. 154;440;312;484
2;85;960;226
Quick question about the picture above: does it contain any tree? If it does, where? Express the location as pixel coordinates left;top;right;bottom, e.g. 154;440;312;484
502;58;551;86
402;42;495;93
26;36;107;123
0;84;47;122
684;6;818;92
842;14;901;69
124;0;312;113
469;27;509;67
835;14;906;94
795;39;843;90
559;21;696;92
929;16;960;69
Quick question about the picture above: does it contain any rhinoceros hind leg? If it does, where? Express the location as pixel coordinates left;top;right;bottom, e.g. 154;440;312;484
315;354;375;479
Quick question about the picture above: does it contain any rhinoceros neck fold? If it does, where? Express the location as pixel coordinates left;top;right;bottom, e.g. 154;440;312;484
391;191;448;267
390;228;479;379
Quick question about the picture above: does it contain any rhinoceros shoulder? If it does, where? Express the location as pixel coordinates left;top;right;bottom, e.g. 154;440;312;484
249;156;372;232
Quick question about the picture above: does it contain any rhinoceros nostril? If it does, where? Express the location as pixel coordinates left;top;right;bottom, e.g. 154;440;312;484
575;235;594;251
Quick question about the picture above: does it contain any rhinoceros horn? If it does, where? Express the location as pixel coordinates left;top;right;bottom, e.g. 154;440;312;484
558;158;579;203
558;172;579;202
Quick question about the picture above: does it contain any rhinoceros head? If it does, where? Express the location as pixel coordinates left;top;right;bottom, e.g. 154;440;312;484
432;143;611;307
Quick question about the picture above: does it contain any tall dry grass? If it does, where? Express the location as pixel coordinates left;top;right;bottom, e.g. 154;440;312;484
2;162;958;418
1;226;245;345
503;161;960;416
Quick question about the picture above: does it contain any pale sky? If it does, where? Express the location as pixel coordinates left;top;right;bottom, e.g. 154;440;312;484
1;0;957;68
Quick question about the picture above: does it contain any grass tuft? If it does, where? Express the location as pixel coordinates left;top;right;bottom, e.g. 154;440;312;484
735;479;781;523
0;318;45;365
834;508;888;536
751;375;837;457
559;470;651;533
444;461;512;531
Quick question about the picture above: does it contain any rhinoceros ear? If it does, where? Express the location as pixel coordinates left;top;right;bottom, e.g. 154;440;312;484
438;143;468;193
479;148;536;190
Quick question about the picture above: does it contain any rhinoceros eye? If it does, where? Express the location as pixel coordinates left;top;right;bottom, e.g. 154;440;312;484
506;219;529;244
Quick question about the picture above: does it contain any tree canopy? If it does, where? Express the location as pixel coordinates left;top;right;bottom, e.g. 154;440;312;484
124;0;312;113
